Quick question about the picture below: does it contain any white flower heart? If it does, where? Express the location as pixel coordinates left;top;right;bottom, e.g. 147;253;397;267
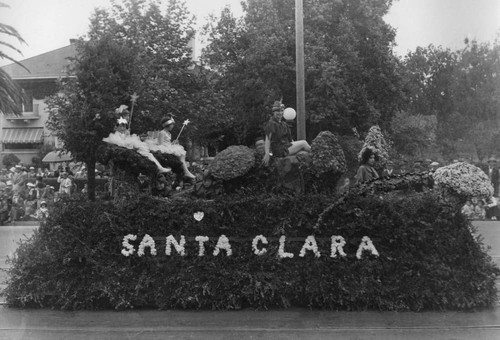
193;211;204;221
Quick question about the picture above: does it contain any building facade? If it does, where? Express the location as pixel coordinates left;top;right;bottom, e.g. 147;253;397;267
0;43;76;166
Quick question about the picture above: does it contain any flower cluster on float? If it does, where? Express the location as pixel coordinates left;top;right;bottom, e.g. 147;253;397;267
121;234;379;259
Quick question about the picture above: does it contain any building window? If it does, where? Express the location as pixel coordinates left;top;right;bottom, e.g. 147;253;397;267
22;89;33;112
3;143;42;150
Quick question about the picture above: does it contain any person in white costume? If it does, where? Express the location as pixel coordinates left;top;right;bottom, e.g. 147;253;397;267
146;115;196;179
103;117;171;174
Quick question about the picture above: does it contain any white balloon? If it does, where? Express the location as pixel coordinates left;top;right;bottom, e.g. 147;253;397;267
283;107;296;120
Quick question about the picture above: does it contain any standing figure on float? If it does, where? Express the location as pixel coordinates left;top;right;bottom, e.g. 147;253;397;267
103;117;171;174
262;100;311;166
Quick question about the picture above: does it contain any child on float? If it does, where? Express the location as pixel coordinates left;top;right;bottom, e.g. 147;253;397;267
102;117;171;174
145;115;196;179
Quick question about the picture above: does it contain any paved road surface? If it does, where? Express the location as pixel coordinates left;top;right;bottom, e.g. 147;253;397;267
0;308;499;340
0;221;498;339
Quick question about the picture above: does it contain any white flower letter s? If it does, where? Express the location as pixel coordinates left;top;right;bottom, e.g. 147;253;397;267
121;234;137;257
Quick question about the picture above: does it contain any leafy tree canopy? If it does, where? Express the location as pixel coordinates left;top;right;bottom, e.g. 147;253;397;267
400;39;500;160
201;0;403;144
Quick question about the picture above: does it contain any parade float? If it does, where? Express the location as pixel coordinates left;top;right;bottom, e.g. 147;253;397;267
2;120;499;312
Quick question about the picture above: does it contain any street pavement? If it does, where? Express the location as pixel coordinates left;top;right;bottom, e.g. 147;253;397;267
0;221;498;339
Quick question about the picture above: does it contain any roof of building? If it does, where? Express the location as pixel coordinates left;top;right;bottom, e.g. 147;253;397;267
1;44;77;80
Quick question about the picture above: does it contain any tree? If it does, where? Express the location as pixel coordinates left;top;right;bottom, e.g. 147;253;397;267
46;36;136;200
201;0;404;144
390;111;436;157
2;153;19;169
87;0;199;135
0;2;27;115
46;0;214;199
401;39;500;160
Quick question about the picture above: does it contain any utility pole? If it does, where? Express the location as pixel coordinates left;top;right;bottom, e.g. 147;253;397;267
295;0;306;140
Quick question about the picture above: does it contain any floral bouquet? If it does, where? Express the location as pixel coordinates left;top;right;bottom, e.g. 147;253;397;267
433;162;493;203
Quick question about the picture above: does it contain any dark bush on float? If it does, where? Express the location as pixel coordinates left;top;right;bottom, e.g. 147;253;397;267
3;179;498;311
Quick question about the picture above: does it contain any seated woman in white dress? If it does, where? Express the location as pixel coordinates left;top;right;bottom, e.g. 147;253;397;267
146;115;196;179
102;117;171;174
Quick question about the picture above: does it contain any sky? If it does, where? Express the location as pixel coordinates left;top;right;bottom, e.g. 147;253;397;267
1;0;499;66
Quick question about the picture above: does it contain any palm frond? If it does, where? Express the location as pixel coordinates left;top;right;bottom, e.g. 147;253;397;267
0;69;24;115
0;4;27;115
0;40;24;56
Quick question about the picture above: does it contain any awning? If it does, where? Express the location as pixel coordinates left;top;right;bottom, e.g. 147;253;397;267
1;128;44;144
42;151;73;163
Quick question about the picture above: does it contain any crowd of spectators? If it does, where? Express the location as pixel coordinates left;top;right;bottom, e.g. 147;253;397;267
460;156;500;220
0;163;92;224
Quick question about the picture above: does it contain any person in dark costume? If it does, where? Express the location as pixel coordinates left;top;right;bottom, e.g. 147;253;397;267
355;148;379;184
262;101;310;166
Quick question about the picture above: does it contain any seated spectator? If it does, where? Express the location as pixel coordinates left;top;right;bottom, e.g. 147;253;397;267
473;199;486;220
27;167;36;179
41;185;55;203
31;201;49;222
485;196;500;220
36;167;44;178
461;199;474;219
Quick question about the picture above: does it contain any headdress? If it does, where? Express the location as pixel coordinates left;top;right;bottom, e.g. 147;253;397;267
117;117;128;125
161;116;175;127
272;100;285;112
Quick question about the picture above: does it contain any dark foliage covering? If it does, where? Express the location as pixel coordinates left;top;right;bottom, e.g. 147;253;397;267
196;131;348;197
3;177;498;311
207;145;256;180
96;144;184;178
310;131;347;175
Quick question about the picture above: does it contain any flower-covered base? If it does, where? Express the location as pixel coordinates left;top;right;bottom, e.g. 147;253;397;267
3;190;498;311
